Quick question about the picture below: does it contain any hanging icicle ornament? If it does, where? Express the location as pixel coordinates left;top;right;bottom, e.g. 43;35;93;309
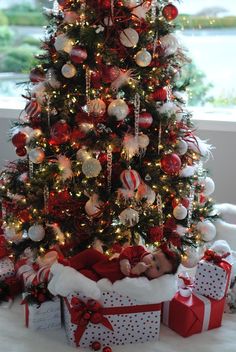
29;159;34;179
52;0;60;15
107;145;113;193
166;84;173;102
151;0;158;22
86;68;91;115
134;93;140;141
80;2;86;28
187;185;195;228
156;193;163;228
158;122;162;154
44;185;49;215
111;0;114;18
152;31;159;59
46;95;51;129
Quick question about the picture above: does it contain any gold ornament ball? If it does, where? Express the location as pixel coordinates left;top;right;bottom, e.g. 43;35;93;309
107;99;129;121
61;63;77;78
28;147;45;164
76;149;90;162
54;34;73;53
135;49;152;67
82;158;102;178
89;98;106;117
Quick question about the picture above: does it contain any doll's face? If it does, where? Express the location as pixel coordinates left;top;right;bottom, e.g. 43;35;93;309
142;250;173;279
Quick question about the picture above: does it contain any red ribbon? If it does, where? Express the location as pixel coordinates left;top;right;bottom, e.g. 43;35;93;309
65;296;161;347
203;249;230;265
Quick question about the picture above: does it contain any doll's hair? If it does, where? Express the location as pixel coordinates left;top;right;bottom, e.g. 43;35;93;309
160;243;181;275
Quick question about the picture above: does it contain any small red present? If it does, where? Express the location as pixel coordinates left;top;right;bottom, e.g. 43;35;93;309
193;249;232;300
63;291;161;348
162;291;225;337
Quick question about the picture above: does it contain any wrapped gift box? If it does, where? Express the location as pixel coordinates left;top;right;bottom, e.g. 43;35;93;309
0;257;15;282
24;297;61;330
63;291;161;348
193;258;232;300
162;292;225;337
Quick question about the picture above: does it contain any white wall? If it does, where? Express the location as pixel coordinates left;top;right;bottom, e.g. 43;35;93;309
0;112;236;205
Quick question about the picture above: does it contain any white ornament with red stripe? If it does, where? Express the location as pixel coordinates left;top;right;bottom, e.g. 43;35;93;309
25;99;41;118
120;169;141;191
138;112;153;129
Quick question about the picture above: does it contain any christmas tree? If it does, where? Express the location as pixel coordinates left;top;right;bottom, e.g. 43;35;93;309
0;0;217;267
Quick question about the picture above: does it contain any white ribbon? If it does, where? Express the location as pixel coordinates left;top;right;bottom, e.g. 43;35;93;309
193;293;211;331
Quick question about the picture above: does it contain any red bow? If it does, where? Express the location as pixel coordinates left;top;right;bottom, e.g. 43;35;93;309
203;249;230;264
70;297;113;332
178;273;193;287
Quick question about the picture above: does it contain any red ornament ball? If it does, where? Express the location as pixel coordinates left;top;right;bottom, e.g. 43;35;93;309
91;341;101;351
70;46;88;64
162;4;179;21
58;0;71;8
103;347;112;352
29;67;45;83
15;146;27;157
161;153;181;175
98;0;111;9
12;132;27;148
150;87;167;101
50;120;71;145
102;66;120;83
138;112;153;129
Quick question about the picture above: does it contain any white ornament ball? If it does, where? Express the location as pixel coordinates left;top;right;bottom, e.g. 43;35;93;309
202;177;215;196
135;49;152;67
138;134;149;150
197;220;216;242
4;226;17;240
179;165;197;178
28;147;45;164
176;139;188;156
119;208;139;227
28;224;45;242
61;63;77;78
160;34;179;56
108;99;129;121
173;204;188;220
76;149;90;162
54;34;73;53
181;246;201;268
82;158;102;178
85;194;104;218
89;99;106;117
176;225;188;237
120;28;139;47
123;0;142;8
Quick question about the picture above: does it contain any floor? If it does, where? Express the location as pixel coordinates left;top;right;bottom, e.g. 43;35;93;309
1;297;235;352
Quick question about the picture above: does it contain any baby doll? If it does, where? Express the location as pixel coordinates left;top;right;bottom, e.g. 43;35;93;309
66;244;181;283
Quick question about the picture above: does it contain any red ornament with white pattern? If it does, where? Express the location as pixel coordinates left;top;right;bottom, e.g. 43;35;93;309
120;169;141;191
138;112;153;129
161;153;181;175
25;100;41;119
50;120;71;145
162;4;179;21
70;46;88;64
150;87;167;101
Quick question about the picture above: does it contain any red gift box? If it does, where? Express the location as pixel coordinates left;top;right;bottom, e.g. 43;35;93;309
63;291;161;348
162;292;225;337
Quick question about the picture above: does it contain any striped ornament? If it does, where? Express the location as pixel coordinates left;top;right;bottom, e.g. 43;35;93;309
25;100;41;119
138;112;153;129
120;169;141;190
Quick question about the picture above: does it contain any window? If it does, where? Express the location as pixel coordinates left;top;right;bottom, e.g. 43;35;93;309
0;0;235;110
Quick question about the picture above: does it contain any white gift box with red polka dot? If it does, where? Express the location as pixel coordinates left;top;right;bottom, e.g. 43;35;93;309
193;259;232;300
0;257;15;282
63;291;161;348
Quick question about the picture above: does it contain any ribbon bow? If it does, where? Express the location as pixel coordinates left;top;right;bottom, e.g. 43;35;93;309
70;297;113;331
203;249;230;264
